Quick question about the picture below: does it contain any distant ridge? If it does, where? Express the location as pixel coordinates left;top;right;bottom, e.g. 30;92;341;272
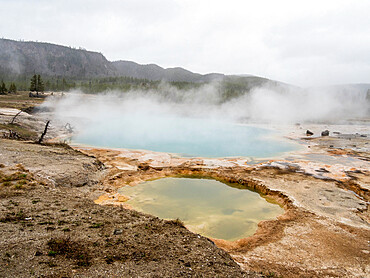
0;38;295;89
0;38;116;78
112;60;224;82
0;38;226;82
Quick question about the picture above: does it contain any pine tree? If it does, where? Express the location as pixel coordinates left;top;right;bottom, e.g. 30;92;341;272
0;81;7;94
9;83;17;93
30;74;37;91
30;74;45;92
37;75;45;92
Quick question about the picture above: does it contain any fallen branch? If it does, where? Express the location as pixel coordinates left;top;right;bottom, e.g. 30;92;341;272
10;110;22;125
4;130;21;139
38;120;50;144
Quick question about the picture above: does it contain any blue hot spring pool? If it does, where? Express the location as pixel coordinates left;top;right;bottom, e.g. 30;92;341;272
73;116;297;158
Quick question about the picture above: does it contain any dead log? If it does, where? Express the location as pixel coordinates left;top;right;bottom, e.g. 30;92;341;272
38;120;50;144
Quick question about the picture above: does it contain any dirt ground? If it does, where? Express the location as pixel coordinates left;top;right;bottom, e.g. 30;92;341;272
0;92;369;277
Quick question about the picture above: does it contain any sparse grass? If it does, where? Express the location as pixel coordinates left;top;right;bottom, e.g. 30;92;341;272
2;181;12;186
0;170;38;195
0;91;44;110
1;175;13;182
18;179;27;185
0;171;31;183
47;238;90;267
42;142;73;150
16;209;25;219
14;183;23;189
89;223;103;229
0;209;25;222
48;250;57;257
57;220;68;225
38;221;54;225
0;123;38;140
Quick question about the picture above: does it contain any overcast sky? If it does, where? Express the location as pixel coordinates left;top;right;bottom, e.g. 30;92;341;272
1;0;369;86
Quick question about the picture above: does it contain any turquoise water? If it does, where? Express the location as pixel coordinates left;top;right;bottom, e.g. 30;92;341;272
74;116;296;158
118;178;284;241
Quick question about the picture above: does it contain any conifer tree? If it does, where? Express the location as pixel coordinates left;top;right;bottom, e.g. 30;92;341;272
30;74;45;92
37;75;45;92
0;81;7;94
9;83;17;93
30;74;37;91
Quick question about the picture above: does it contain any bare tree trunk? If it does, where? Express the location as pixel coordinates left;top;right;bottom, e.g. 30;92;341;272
38;121;50;144
10;110;22;124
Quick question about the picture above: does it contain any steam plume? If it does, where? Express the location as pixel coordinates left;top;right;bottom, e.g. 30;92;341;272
43;82;370;128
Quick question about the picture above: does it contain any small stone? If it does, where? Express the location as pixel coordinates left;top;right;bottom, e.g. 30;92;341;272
306;130;314;136
315;168;329;173
321;130;329;136
113;229;123;235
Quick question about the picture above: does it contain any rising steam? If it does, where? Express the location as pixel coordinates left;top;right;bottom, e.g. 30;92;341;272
43;82;369;128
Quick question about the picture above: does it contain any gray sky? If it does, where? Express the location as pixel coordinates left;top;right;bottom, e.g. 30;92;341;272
1;0;369;86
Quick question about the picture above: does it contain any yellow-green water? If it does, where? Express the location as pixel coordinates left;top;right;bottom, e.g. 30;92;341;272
118;178;284;241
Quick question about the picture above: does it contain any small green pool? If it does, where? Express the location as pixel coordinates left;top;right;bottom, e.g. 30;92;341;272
118;177;284;241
